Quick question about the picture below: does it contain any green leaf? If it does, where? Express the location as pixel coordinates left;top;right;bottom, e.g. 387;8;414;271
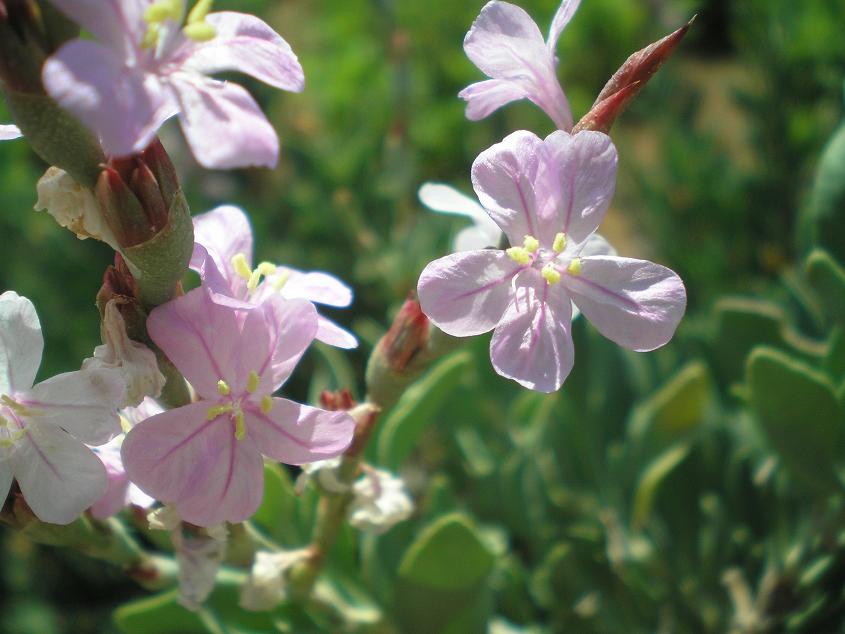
628;361;712;447
803;122;845;263
806;248;845;324
392;514;494;633
746;346;844;490
632;443;690;527
375;351;472;469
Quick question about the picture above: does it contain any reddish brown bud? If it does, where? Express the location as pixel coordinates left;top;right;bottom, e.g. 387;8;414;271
96;166;151;247
378;296;430;373
129;160;168;233
320;388;356;411
140;138;179;204
575;17;694;133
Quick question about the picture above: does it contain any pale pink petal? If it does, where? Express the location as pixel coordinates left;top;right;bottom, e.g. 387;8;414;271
315;316;358;349
563;256;687;351
48;0;148;60
418;250;521;337
190;243;236;297
280;270;353;308
12;422;107;525
0;291;43;394
542;131;618;243
490;274;574;392
418;182;487;223
458;79;527;121
122;402;264;526
169;75;278;169
245;398;354;465
577;233;617;257
471;130;547;246
191;205;254;296
43;40;174;157
547;0;581;50
0;125;22;140
24;368;123;445
243;296;318;394
464;1;547;79
147;287;242;397
180;12;304;92
89;456;131;519
0;457;12;510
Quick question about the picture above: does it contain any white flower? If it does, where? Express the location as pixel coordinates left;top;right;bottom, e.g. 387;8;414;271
34;167;120;251
419;182;503;252
240;549;310;611
83;301;166;408
0;291;124;524
295;457;348;495
348;468;413;534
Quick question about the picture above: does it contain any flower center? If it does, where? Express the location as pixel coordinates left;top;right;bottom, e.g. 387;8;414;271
505;233;582;286
231;253;290;295
143;0;217;50
207;372;273;441
0;395;30;447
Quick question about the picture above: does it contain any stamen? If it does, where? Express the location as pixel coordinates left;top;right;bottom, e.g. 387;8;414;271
207;404;234;420
119;415;133;434
216;380;231;396
542;263;561;285
553;232;567;253
506;247;532;265
234;411;246;441
272;269;291;291
183;21;217;41
0;429;26;448
247;270;262;292
232;253;252;281
0;395;33;417
567;258;582;275
522;235;539;253
247;371;260;394
141;23;162;49
187;0;214;23
260;395;273;414
144;0;181;23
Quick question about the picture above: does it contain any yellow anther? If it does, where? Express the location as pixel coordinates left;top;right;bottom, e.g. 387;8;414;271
553;232;567;253
260;395;273;414
247;371;260;394
216;380;231;396
567;258;582;275
522;235;539;253
232;253;252;281
119;415;133;434
234;411;246;441
187;0;213;23
506;247;532;265
144;0;181;23
256;262;277;277
272;269;291;291
207;404;234;420
183;21;217;41
542;263;561;285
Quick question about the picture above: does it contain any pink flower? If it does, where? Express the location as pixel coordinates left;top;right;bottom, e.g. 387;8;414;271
0;125;21;140
89;398;161;519
191;205;358;349
42;1;304;169
121;287;355;526
0;292;124;524
417;130;686;393
459;0;581;130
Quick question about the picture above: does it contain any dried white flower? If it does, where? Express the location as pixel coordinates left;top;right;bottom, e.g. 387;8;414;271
34;167;119;250
348;468;413;534
240;549;310;611
83;300;165;407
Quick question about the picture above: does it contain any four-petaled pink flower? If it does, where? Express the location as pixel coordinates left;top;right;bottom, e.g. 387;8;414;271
191;205;358;349
0;292;124;524
460;0;581;130
43;0;304;169
417;130;686;393
122;287;355;526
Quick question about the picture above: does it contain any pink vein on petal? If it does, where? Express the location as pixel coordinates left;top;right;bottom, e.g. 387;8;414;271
453;267;522;300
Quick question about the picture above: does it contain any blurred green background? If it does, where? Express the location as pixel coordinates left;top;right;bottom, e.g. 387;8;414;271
3;0;845;631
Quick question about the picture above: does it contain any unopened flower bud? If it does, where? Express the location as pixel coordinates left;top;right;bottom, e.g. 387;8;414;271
319;388;356;411
573;17;694;134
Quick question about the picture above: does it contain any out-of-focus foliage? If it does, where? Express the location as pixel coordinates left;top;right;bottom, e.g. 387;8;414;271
2;0;845;632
